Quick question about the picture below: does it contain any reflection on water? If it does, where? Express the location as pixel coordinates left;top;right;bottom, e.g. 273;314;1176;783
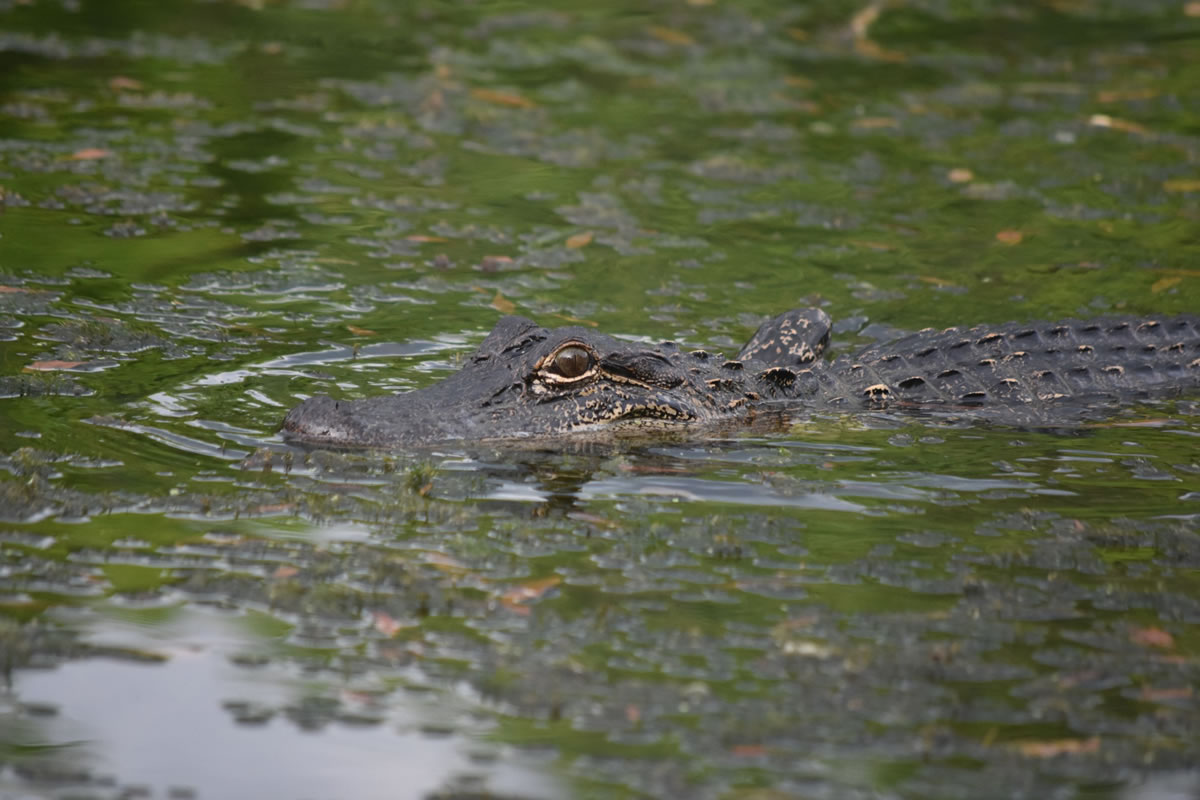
3;610;561;800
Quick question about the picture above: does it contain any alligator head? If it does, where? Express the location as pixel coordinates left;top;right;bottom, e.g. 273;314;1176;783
282;309;832;447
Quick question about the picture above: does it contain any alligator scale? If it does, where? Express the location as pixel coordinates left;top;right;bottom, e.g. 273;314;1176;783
283;309;1200;446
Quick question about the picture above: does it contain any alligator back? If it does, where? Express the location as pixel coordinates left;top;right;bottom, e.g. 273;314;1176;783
787;315;1200;424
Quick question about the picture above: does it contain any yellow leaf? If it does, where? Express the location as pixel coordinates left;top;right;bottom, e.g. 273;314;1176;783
854;39;906;63
347;325;377;336
491;291;516;314
470;88;535;109
566;231;593;248
648;26;695;46
850;2;883;36
851;117;898;129
1163;179;1200;193
1151;276;1182;293
1096;88;1156;103
405;234;448;243
1088;114;1147;134
551;313;599;327
948;167;974;183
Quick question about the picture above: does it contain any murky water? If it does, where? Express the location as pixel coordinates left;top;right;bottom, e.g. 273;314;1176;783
1;1;1198;798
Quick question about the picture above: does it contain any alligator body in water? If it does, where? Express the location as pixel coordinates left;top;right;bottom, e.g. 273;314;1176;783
282;309;1200;447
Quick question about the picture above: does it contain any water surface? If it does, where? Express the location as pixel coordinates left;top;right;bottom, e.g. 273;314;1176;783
1;1;1198;798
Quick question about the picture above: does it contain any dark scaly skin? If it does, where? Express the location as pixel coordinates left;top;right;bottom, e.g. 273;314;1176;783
282;309;1200;447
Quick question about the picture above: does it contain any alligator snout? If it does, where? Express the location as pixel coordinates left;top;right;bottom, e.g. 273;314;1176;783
282;394;367;446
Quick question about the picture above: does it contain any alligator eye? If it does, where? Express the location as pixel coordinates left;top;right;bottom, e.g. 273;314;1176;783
551;345;593;379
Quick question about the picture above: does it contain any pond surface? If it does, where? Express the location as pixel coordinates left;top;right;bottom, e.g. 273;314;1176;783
1;1;1199;798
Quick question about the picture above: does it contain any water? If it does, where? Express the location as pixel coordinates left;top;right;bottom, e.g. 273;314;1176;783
1;1;1198;798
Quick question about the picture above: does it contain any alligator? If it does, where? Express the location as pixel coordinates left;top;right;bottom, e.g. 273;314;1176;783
282;309;1200;447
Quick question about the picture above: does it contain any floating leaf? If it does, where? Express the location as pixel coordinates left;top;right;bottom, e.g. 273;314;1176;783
425;551;467;573
850;2;883;36
470;88;535;109
1141;686;1192;703
0;286;31;293
405;234;449;243
567;511;620;527
851;117;898;129
948;167;974;183
253;502;295;514
479;255;513;272
26;360;85;371
850;3;905;62
1163;179;1200;193
551;313;599;327
995;229;1023;245
566;231;593;249
854;39;906;62
1151;276;1182;293
372;611;406;637
347;325;377;336
1087;418;1170;429
109;76;143;91
272;565;299;579
1016;737;1100;758
1130;626;1174;649
69;148;112;160
730;744;768;758
499;575;562;614
648;26;695;46
1088;114;1147;134
1096;88;1156;103
490;291;516;314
